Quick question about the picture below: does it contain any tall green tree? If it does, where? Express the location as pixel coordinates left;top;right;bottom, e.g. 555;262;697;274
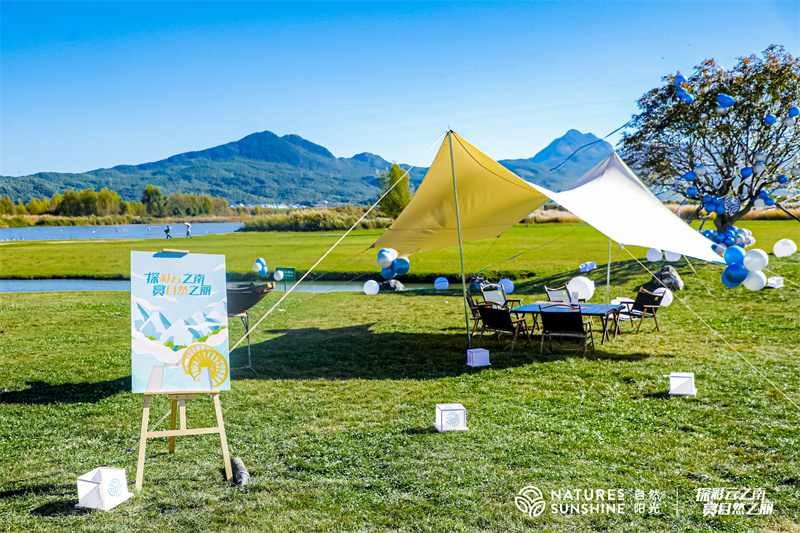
376;164;411;218
141;185;167;217
619;45;800;232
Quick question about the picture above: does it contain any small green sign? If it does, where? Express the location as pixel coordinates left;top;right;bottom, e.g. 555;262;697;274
275;267;295;281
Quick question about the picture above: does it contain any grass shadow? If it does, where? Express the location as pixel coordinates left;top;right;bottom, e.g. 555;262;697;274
0;376;130;404
230;323;649;381
30;500;92;517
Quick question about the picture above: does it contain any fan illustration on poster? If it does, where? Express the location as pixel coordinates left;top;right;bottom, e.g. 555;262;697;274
130;251;230;393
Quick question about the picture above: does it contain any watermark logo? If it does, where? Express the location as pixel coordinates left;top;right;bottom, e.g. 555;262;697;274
514;486;546;517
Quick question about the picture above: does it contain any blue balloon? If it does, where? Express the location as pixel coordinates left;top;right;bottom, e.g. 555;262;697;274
434;276;449;290
674;74;688;86
256;257;266;266
393;257;410;276
778;175;788;184
724;237;736;246
381;266;396;279
721;272;741;288
764;114;777;125
717;94;735;108
715;204;726;215
714;196;724;205
499;278;514;295
740;167;753;178
759;190;770;199
682;93;695;104
790;106;800;118
682;171;696;181
703;194;713;204
714;234;726;243
686;186;698;197
724;245;746;265
765;197;776;206
723;263;748;285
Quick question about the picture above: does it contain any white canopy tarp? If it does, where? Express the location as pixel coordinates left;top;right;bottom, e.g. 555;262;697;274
529;152;723;264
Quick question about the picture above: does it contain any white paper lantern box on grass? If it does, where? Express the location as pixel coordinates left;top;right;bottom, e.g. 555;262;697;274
76;467;133;510
579;261;596;273
467;348;490;367
435;403;467;432
669;372;697;396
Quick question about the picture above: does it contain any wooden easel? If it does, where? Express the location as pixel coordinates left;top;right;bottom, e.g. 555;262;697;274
135;390;232;489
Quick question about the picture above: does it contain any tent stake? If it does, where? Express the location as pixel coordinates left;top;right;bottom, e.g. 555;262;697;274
448;130;471;349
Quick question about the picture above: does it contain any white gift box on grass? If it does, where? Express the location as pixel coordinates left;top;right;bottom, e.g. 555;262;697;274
767;276;784;289
76;467;133;510
467;348;490;367
669;372;697;396
435;403;467;432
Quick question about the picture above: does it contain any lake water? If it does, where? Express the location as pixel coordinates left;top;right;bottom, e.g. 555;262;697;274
0;222;243;241
0;279;433;294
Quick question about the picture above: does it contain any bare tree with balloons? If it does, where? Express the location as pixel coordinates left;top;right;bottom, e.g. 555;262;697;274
619;45;800;236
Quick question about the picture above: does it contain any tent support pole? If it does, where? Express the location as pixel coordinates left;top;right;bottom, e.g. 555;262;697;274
448;130;471;349
606;238;612;304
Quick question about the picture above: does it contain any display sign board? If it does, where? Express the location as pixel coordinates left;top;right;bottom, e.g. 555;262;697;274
130;251;230;393
275;267;296;281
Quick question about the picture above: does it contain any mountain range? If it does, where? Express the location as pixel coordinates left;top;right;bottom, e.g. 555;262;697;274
0;129;613;206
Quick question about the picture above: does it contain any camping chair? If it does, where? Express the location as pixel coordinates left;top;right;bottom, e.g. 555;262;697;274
466;293;491;337
618;288;663;332
539;304;594;355
477;306;531;351
544;285;570;302
481;283;532;329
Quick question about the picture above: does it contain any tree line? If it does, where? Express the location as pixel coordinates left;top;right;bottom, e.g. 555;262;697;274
0;186;231;218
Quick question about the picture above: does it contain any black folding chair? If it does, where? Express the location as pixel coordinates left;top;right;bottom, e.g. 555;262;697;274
618;288;663;332
539;305;594;354
477;306;531;351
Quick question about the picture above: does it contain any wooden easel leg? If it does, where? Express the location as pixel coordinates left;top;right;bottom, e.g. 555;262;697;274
179;400;187;430
169;399;177;453
135;396;151;490
212;393;233;482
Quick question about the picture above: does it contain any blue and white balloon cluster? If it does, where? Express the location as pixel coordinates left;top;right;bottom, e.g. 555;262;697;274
376;248;410;279
674;74;695;104
764;105;799;127
700;226;755;248
720;245;768;290
715;94;735;115
252;257;269;275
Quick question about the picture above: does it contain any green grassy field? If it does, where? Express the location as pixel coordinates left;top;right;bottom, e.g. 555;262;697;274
1;222;800;532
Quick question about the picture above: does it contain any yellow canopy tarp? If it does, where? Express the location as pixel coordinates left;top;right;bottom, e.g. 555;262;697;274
372;132;549;257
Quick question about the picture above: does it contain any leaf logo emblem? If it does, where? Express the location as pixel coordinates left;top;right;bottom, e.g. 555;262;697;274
514;485;546;517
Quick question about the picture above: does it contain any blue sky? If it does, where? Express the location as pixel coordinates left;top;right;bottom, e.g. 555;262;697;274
2;1;799;176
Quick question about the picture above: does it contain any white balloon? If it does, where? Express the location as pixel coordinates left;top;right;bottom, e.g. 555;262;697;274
754;162;766;175
783;117;796;127
386;248;398;261
745;236;756;246
695;165;707;176
773;238;798;258
664;251;681;262
274;270;284;281
363;280;380;295
754;198;765;208
754;152;766;162
742;249;768;271
376;251;394;268
734;234;745;245
567;276;595;301
252;262;263;272
652;287;674;307
712;243;727;256
646;248;663;262
742;270;767;291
